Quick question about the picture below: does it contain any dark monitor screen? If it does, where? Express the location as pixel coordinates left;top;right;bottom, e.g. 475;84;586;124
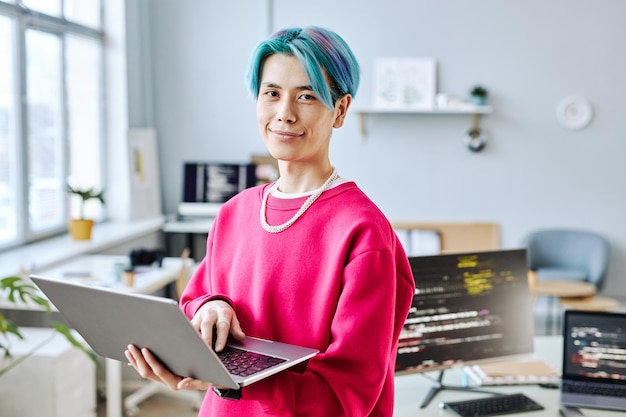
182;162;256;204
397;248;535;374
562;310;626;384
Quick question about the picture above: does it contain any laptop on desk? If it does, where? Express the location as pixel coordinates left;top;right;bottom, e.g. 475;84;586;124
30;275;318;391
560;309;626;411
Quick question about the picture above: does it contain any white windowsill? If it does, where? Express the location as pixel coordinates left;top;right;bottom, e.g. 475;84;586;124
0;216;165;278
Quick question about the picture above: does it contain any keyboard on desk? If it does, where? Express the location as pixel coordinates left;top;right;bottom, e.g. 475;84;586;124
217;346;287;377
562;380;626;398
441;393;544;417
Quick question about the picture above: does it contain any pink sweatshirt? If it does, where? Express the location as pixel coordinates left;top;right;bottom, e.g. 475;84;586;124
180;181;415;416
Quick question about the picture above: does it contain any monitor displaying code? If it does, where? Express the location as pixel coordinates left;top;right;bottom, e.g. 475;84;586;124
397;249;535;373
563;311;626;382
182;162;256;204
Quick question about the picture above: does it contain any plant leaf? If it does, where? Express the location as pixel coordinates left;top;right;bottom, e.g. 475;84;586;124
1;275;98;375
52;322;100;367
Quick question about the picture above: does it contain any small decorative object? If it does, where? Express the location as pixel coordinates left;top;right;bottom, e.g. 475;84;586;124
556;95;593;130
435;93;449;109
67;183;105;241
464;127;487;152
469;85;488;106
463;113;487;152
122;268;135;287
373;57;437;110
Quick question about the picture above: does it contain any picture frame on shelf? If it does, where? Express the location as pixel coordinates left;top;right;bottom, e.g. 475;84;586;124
373;57;436;110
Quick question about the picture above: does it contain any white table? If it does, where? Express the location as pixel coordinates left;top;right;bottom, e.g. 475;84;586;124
37;254;190;295
36;254;194;417
393;336;622;416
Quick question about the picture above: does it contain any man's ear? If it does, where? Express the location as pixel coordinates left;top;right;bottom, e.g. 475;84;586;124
333;94;352;128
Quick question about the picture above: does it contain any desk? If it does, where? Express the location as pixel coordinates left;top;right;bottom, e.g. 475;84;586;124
393;336;621;416
529;278;597;335
560;296;621;311
531;281;596;298
37;254;189;296
0;217;164;279
162;218;213;260
36;255;194;417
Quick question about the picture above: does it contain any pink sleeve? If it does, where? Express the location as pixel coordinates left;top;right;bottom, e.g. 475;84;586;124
179;256;233;320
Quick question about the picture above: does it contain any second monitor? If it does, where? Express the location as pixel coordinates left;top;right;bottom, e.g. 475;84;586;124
398;248;535;407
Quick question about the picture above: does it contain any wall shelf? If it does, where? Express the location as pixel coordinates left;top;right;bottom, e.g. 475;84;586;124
353;105;493;142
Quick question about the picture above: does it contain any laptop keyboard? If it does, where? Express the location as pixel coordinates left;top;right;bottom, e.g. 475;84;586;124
562;380;626;398
442;393;544;417
217;346;286;377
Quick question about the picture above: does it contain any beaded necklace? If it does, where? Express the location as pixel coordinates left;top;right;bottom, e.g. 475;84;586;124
260;168;338;233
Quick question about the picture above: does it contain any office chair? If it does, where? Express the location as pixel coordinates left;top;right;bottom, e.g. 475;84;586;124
523;229;610;335
523;229;610;290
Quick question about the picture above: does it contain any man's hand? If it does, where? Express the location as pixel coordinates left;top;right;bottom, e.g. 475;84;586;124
124;344;214;391
191;299;246;351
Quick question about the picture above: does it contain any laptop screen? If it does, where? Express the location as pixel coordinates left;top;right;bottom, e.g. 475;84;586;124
562;310;626;385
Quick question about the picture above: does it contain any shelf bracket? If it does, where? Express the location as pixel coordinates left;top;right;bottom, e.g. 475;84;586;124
464;113;487;152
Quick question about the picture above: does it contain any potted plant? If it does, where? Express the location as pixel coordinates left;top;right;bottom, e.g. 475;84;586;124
1;275;97;376
67;184;105;241
469;85;488;106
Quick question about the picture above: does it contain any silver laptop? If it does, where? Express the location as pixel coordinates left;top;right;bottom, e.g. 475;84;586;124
560;309;626;411
30;274;318;391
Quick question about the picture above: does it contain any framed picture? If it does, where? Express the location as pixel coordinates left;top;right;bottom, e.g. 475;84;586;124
373;57;437;110
128;128;162;220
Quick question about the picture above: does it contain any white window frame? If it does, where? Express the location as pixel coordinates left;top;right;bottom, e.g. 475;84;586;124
0;0;107;250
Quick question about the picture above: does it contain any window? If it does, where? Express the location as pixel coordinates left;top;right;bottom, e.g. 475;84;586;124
0;15;18;244
0;1;104;249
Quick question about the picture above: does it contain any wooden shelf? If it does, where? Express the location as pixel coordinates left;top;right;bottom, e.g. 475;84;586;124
353;105;493;141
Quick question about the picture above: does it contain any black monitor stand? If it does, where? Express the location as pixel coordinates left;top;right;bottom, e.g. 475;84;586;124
419;370;500;408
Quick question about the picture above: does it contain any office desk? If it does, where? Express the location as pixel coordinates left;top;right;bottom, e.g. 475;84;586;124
162;218;213;260
37;254;188;296
530;279;597;335
36;255;194;417
531;281;596;298
394;336;621;416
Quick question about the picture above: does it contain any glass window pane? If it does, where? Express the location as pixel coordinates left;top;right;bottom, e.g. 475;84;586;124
0;16;18;245
65;0;101;29
22;0;62;17
26;29;64;233
66;34;104;221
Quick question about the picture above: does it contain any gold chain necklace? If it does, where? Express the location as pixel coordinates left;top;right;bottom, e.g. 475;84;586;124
260;168;338;233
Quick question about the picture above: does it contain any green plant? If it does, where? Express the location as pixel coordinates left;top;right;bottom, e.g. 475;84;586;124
66;184;105;219
470;85;488;98
0;275;98;377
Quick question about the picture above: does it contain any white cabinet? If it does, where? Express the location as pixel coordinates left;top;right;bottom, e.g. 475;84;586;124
0;327;97;417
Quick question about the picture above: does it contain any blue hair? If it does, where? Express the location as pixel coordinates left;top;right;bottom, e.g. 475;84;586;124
245;26;360;110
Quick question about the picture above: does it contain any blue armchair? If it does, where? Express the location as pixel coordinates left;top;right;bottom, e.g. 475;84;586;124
523;229;610;290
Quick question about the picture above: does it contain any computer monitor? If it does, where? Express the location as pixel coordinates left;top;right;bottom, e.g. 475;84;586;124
178;162;257;217
397;248;535;407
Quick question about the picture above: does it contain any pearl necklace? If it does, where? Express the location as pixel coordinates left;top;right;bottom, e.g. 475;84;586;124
260;168;339;233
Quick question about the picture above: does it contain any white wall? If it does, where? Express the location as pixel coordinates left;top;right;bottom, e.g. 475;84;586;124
126;0;626;294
